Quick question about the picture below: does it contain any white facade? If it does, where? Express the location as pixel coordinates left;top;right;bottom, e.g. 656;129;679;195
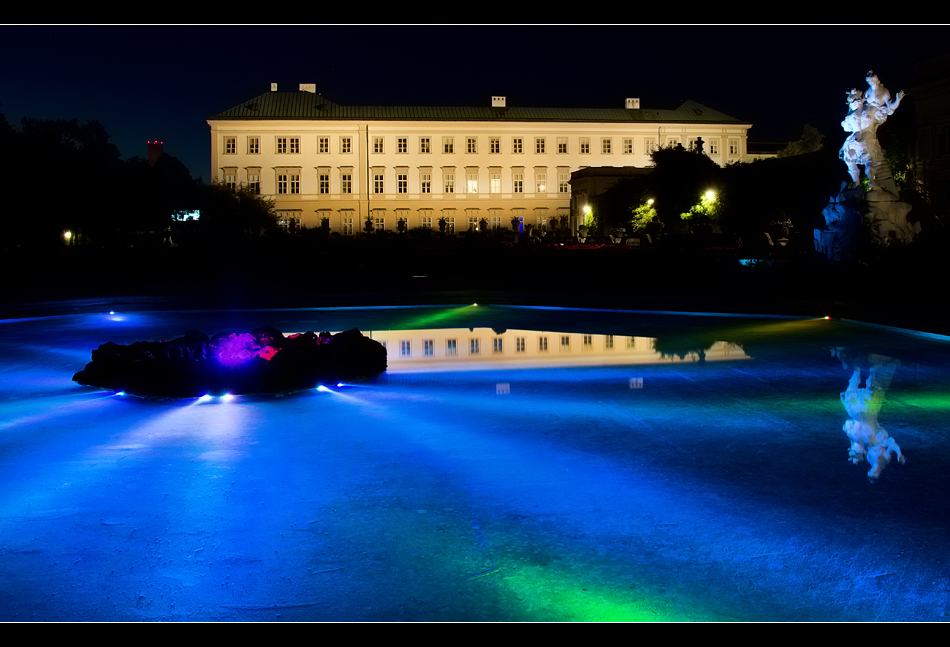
208;86;752;234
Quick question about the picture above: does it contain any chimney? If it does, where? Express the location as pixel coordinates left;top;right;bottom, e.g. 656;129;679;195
625;98;640;109
147;140;163;166
492;96;506;108
299;83;316;93
271;83;278;91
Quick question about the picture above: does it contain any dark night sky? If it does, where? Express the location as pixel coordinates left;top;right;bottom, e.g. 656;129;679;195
2;25;948;183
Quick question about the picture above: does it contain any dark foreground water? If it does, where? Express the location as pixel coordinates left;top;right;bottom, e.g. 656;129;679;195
1;304;948;621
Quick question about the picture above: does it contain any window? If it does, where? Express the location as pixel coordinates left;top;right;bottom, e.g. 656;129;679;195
583;335;593;350
513;173;523;193
516;337;526;353
400;341;411;357
491;215;501;230
580;138;590;154
558;173;569;193
668;137;680;148
490;173;500;194
341;137;352;154
420;137;430;153
513;137;523;154
493;338;503;353
446;339;457;356
469;339;480;355
605;335;614;350
374;216;385;231
422;216;432;229
468;215;478;230
319;137;330;153
374;174;384;194
645;138;656;154
277;173;288;194
276;137;287;154
729;139;739;155
623;138;633;154
290;173;299;194
444;173;455;193
560;335;570;350
443;216;456;233
421;173;431;194
602;138;612;154
398;137;407;153
536;173;546;193
224;137;236;154
443;137;454;154
342;216;354;235
248;173;260;194
289;138;300;154
319;173;330;194
248;137;260;154
373;137;385;153
535;138;545;154
398;173;408;194
225;173;236;192
341;173;352;194
709;140;720;155
467;173;478;193
539;336;548;352
424;340;434;356
557;138;567;154
467;137;477;154
490;137;500;154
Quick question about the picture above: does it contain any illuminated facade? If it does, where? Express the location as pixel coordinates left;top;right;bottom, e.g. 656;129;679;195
208;84;752;234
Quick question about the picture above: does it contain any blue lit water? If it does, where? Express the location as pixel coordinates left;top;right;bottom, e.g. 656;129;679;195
1;305;948;621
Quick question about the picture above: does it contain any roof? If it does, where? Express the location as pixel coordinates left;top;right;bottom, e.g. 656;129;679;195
209;92;750;125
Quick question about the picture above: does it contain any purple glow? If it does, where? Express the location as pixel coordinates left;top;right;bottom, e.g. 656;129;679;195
213;332;277;367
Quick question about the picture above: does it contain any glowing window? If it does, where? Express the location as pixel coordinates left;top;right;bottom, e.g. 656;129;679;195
467;174;478;193
490;173;500;194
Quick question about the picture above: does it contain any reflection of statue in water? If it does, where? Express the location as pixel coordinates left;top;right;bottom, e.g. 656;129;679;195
815;71;919;259
833;348;906;481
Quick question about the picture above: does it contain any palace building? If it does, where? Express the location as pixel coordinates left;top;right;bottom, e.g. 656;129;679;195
207;83;752;235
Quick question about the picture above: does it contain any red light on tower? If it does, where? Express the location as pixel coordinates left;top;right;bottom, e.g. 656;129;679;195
147;140;164;166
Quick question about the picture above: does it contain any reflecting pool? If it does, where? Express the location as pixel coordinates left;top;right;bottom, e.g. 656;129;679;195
1;304;948;621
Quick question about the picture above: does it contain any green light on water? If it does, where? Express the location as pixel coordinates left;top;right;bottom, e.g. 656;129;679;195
395;305;476;329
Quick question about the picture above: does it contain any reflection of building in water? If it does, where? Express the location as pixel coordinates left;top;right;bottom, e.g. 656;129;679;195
365;327;749;373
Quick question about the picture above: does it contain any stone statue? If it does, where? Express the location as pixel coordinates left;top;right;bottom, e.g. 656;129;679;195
816;71;919;259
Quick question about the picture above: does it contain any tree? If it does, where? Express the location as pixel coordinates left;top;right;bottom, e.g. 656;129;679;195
197;182;277;244
777;124;825;158
648;144;721;232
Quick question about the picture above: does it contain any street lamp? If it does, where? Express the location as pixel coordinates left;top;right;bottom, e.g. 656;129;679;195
63;230;72;245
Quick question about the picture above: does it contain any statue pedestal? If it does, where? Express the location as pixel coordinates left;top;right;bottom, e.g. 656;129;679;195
866;188;918;244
